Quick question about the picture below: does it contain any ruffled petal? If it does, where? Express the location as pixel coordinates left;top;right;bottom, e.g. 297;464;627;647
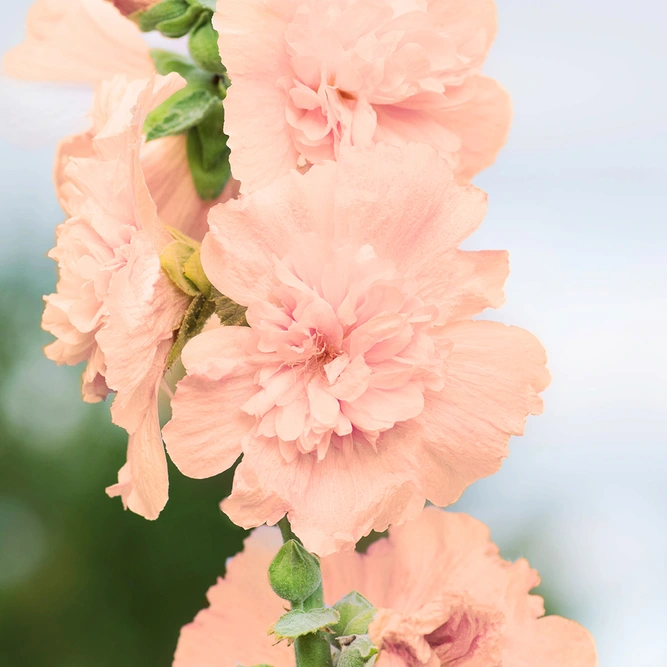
173;528;294;667
3;0;153;83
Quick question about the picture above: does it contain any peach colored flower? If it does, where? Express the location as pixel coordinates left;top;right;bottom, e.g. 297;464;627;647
162;143;549;555
43;73;194;519
3;0;154;83
215;0;511;192
173;508;598;667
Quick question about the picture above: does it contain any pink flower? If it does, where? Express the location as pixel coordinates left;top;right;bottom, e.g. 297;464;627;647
173;508;598;667
43;74;194;519
5;0;237;240
163;143;549;555
2;0;154;83
215;0;512;192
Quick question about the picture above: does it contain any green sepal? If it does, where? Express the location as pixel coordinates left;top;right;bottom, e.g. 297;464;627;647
139;0;189;32
150;49;199;79
186;124;230;200
153;3;202;37
160;241;199;297
183;250;212;298
188;13;225;74
166;294;215;369
332;592;376;636
196;102;227;171
271;608;340;641
337;635;378;667
268;540;322;604
144;86;219;142
210;288;247;326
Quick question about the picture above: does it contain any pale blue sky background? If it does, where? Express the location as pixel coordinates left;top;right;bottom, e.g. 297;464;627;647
1;1;666;665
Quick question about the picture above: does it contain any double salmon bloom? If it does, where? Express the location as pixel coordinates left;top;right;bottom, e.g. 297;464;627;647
4;0;598;664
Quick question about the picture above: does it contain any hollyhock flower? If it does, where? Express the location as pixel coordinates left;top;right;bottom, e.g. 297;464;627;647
43;73;198;519
5;0;235;240
3;0;154;82
215;0;512;192
162;143;550;555
173;508;598;667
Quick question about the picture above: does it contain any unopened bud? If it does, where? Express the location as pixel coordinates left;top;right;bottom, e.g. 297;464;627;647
140;0;202;37
189;15;225;74
337;635;378;667
333;591;376;636
268;540;322;604
108;0;160;17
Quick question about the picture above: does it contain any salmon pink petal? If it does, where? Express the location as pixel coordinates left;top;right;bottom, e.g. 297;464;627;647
3;0;153;83
105;387;168;521
415;321;550;507
439;76;513;183
163;372;255;480
201;163;337;305
173;528;294;667
213;0;300;193
222;435;424;556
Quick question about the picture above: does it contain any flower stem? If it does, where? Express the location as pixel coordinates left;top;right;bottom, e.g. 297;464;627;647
277;517;333;667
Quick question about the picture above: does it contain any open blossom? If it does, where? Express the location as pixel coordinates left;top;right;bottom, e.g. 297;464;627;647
5;0;235;239
162;143;549;555
173;508;598;667
215;0;512;192
43;73;196;520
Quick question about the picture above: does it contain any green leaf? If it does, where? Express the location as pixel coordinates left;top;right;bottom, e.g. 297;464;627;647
139;0;189;32
337;635;378;667
210;289;247;326
272;608;340;640
154;4;202;37
332;592;375;637
196;103;227;171
343;608;376;635
144;87;219;141
189;14;225;74
186;125;231;200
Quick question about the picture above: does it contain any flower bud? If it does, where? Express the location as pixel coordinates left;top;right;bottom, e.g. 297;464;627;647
332;591;376;636
139;0;201;37
189;15;225;74
108;0;160;17
268;540;322;604
337;635;378;667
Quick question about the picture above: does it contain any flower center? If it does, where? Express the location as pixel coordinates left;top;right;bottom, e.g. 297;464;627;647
242;242;444;462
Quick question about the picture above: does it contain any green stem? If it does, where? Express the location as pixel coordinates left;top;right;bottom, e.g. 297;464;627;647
277;517;333;667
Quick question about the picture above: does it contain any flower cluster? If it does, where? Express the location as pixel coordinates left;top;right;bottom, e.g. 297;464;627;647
5;0;597;664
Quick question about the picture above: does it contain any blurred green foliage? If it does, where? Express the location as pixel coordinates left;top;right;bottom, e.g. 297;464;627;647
0;279;249;666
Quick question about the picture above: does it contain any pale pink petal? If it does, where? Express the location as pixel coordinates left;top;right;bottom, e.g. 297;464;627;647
141;135;240;243
163;371;255;479
505;616;599;667
3;0;153;83
415;321;550;507
202;163;337;305
106;388;168;520
96;232;189;433
222;435;425;556
173;528;294;667
439;76;513;183
214;0;301;192
333;144;488;276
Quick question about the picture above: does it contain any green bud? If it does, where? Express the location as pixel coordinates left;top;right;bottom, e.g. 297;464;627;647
150;49;199;79
183;249;212;298
160;240;199;297
268;540;322;604
154;4;202;37
343;608;376;635
189;14;225;74
139;0;189;32
186;124;231;200
332;592;376;636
